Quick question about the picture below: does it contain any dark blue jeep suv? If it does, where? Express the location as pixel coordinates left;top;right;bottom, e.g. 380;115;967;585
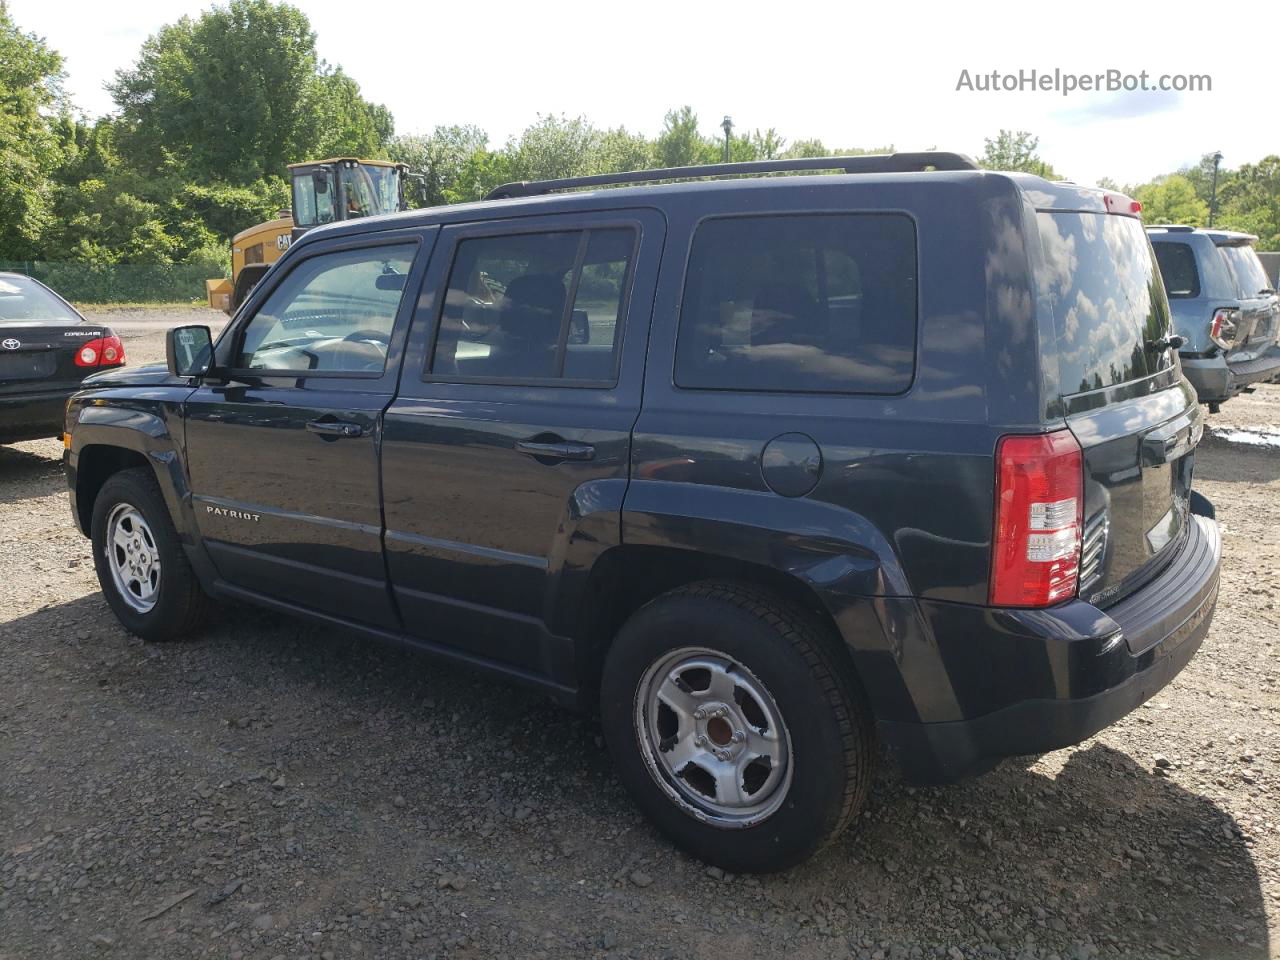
63;154;1221;871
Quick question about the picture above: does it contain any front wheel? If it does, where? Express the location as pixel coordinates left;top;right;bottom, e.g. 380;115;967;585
600;581;876;872
91;467;211;641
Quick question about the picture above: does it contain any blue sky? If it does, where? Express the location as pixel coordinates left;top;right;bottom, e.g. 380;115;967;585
11;0;1274;187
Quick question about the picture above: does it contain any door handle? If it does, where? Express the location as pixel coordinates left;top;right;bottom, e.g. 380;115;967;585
306;419;366;438
515;439;595;461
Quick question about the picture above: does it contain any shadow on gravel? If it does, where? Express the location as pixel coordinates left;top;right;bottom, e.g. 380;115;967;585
0;442;64;503
811;745;1272;958
3;592;1270;959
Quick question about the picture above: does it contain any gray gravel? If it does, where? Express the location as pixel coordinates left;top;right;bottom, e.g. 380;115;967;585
1;308;1277;959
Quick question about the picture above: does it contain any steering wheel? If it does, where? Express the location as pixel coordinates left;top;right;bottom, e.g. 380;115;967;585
343;329;390;345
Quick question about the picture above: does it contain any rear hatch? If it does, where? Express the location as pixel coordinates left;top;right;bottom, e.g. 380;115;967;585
1037;208;1199;609
1216;240;1279;360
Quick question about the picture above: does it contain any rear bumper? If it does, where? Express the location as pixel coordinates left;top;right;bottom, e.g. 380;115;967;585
0;389;71;443
879;510;1221;784
1181;346;1280;403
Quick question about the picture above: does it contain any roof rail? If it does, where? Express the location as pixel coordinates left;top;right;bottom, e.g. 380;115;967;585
484;151;979;201
1146;224;1196;232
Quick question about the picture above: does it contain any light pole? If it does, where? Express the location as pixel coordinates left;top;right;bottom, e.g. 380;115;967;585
721;116;733;163
1208;151;1223;227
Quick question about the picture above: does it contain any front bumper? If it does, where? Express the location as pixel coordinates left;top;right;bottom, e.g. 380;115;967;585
0;389;71;443
1181;345;1280;403
880;510;1221;784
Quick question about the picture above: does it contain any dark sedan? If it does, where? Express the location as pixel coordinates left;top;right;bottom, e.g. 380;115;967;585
0;272;126;445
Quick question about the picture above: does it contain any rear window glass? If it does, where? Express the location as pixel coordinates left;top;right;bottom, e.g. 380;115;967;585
1218;244;1273;297
0;275;80;323
1152;242;1200;298
1037;213;1173;395
674;214;917;394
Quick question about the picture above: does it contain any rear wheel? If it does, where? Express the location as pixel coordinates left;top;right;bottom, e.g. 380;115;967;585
601;581;875;872
91;467;211;641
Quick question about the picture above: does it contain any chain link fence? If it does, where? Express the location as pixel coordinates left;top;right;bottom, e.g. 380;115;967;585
0;261;223;303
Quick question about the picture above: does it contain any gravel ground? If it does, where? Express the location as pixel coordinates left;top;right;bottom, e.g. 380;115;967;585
1;307;1277;960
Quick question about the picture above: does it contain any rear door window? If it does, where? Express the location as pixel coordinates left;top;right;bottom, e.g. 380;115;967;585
1152;242;1200;298
431;228;635;383
1037;212;1173;396
674;213;917;394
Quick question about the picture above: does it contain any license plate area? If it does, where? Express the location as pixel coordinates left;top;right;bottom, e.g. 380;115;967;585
0;352;57;381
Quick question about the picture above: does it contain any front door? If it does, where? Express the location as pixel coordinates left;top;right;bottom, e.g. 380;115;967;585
185;229;433;628
381;210;664;679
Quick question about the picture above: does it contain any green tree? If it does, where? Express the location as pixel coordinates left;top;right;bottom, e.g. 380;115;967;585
1133;174;1208;227
303;67;395;161
503;114;601;183
1217;155;1280;249
978;130;1058;178
390;125;491;207
784;138;829;159
1180;153;1234;206
109;0;391;185
654;106;716;168
0;1;67;258
593;126;653;174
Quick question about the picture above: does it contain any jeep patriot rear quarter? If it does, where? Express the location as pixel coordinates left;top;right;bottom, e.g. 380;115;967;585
65;154;1220;872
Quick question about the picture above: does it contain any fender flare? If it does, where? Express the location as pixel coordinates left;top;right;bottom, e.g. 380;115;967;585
70;405;193;545
569;480;963;724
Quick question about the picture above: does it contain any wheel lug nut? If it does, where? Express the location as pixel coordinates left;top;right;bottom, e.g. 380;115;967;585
694;735;707;747
732;731;745;743
693;708;706;720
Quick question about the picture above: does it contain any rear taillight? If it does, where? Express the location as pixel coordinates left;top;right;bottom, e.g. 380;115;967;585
990;430;1083;608
73;335;126;368
1209;308;1238;351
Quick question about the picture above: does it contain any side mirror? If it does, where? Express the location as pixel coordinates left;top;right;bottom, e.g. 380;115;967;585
568;309;589;345
166;325;214;378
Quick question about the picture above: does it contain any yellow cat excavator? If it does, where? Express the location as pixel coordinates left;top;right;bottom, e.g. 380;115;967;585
207;158;412;313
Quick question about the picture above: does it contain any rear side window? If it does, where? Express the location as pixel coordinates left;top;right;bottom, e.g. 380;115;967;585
431;228;635;383
1218;244;1273;297
1152;242;1200;298
674;214;917;394
1037;212;1173;395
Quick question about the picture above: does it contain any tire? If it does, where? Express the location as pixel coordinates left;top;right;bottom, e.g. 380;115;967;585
91;466;212;641
600;580;875;872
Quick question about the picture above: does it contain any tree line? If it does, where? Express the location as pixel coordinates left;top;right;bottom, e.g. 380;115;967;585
2;0;1277;282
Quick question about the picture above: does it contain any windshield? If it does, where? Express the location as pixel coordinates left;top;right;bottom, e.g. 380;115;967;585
1218;244;1274;297
340;165;400;219
0;275;80;323
1037;212;1173;396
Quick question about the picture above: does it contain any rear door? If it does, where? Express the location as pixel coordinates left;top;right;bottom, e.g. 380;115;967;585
381;209;663;676
1037;210;1200;609
184;229;432;627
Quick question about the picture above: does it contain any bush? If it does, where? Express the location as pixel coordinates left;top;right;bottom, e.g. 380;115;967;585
0;261;213;302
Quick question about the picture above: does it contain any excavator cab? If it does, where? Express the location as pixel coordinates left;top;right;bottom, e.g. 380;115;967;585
288;159;408;241
209;159;412;314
